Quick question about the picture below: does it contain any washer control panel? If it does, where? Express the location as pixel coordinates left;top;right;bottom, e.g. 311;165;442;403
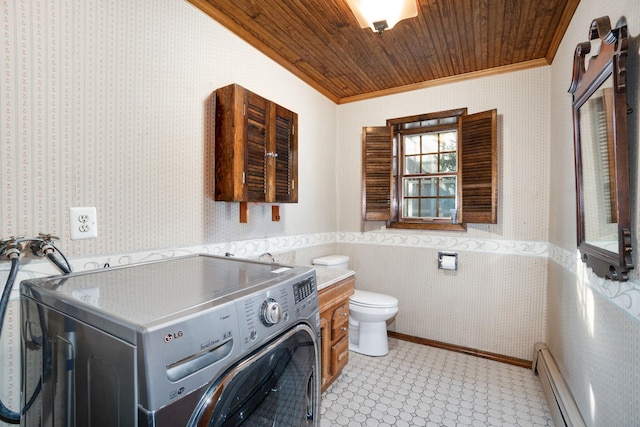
237;270;317;352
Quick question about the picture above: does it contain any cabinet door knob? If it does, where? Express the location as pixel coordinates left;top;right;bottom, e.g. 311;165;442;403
341;327;347;331
266;152;279;158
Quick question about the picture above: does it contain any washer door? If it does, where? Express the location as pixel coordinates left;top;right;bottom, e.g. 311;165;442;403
189;324;319;427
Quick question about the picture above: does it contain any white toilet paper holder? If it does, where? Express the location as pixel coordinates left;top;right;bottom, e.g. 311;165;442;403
438;252;458;270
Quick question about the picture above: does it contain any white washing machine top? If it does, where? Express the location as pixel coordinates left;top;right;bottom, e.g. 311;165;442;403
350;289;398;308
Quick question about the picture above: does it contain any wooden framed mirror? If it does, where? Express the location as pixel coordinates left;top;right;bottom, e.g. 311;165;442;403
569;16;633;281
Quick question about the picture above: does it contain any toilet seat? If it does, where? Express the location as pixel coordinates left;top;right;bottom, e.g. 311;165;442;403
350;290;398;308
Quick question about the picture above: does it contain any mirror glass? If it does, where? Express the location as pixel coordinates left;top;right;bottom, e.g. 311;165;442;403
578;75;618;253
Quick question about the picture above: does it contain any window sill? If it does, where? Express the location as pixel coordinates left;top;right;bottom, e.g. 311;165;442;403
387;221;467;231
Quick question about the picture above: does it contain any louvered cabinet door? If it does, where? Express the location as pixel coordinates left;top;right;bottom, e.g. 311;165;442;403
270;104;298;203
245;92;269;202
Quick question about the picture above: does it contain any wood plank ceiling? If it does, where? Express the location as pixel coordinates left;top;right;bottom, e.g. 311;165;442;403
188;0;580;104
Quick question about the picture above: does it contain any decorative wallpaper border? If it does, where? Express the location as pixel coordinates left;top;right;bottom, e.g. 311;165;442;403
338;230;549;257
2;231;638;321
549;245;640;321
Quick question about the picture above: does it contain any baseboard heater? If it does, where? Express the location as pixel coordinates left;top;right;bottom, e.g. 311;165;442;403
532;343;586;427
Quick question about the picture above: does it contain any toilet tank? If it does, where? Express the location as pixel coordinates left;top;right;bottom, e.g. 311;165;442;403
312;255;349;269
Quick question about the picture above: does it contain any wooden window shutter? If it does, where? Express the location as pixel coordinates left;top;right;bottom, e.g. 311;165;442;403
460;109;498;224
362;126;394;221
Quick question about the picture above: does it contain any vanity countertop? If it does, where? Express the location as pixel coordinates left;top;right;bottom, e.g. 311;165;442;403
313;266;355;291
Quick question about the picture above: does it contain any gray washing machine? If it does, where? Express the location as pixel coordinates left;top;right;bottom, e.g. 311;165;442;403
20;254;320;426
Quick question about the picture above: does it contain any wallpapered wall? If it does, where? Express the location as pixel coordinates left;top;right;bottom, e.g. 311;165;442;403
333;67;553;362
0;0;339;257
546;0;640;425
336;68;552;242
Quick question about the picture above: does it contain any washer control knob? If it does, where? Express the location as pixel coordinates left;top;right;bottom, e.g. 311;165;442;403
261;298;282;326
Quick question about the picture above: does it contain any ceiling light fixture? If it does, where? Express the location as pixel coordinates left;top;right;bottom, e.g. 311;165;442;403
347;0;418;34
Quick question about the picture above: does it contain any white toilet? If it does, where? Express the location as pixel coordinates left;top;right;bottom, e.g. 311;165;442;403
312;255;399;357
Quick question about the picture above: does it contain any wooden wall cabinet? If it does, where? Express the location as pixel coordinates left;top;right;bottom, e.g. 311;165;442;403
318;276;355;392
214;84;298;206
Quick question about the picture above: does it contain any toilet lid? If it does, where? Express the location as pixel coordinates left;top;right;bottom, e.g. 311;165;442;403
350;290;398;308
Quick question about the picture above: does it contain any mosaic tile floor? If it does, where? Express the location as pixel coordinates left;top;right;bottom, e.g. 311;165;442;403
320;338;553;427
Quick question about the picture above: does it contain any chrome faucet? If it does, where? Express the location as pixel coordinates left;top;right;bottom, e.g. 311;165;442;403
259;252;276;263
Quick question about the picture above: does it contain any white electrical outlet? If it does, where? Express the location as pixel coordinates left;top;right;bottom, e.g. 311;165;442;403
70;207;98;240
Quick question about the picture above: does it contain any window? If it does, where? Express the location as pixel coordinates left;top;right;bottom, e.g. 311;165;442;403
362;108;497;230
401;126;458;220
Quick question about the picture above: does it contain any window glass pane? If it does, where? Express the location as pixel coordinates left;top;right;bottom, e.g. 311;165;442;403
403;199;420;217
423;134;438;153
439;177;457;196
439;132;457;152
404;135;421;155
421;178;437;196
439;117;457;125
402;122;420;129
403;178;420;197
440;153;457;172
404;155;420;174
439;198;455;215
420;199;437;217
421;154;438;173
